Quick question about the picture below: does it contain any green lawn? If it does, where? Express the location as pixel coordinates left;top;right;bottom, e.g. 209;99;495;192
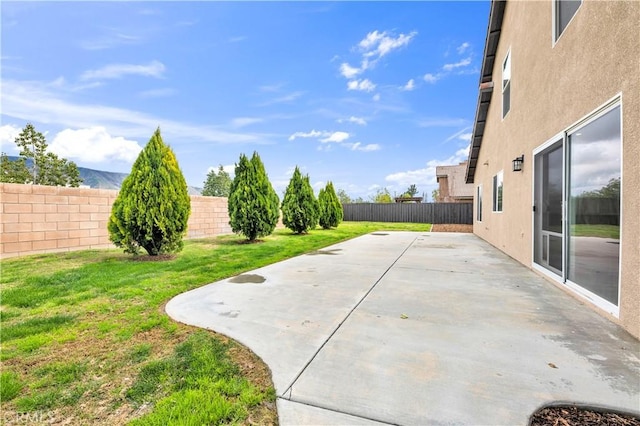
0;222;431;425
570;224;620;239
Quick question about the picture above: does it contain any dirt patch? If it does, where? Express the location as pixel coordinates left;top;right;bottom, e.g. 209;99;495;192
530;406;640;426
227;344;278;425
430;224;473;233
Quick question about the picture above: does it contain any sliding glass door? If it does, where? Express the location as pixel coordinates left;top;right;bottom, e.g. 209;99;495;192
533;102;621;313
534;141;564;275
567;106;621;306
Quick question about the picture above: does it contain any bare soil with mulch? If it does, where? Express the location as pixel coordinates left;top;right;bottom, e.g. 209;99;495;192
530;406;640;426
430;224;473;233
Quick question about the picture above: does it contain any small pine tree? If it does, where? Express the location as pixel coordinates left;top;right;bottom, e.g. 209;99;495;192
318;181;343;229
108;128;191;256
281;167;319;234
228;152;279;241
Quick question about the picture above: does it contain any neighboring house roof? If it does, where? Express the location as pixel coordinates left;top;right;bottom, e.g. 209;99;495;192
465;0;507;184
437;162;474;200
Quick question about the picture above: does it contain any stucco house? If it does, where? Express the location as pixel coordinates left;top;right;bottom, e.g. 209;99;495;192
465;0;639;339
435;162;474;203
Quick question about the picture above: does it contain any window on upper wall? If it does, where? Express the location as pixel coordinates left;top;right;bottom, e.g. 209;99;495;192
477;185;483;222
502;50;511;118
492;171;503;212
554;0;582;42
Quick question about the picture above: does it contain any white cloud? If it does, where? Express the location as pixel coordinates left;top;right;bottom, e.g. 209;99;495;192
443;57;472;71
418;118;468;128
458;133;473;142
340;62;362;79
348;142;381;152
228;36;247;43
347;79;376;92
259;83;285;92
423;73;440;84
79;32;143;51
231;117;264;128
138;88;177;98
2;79;263;145
401;79;416;91
385;145;470;187
359;30;417;59
288;130;324;141
289;130;350;144
373;93;381;102
80;60;166;81
50;127;143;163
257;91;304;106
338;30;416;81
320;131;350;143
457;42;470;55
338;116;367;126
0;124;22;153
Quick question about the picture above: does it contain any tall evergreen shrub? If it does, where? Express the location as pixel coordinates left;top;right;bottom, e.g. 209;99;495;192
228;152;279;241
318;181;343;229
108;129;191;255
281;167;319;234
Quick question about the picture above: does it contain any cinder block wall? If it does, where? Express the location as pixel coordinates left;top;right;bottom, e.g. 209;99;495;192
0;183;231;259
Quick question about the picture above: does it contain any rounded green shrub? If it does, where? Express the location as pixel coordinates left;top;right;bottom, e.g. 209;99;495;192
281;167;319;234
108;128;191;256
228;152;280;241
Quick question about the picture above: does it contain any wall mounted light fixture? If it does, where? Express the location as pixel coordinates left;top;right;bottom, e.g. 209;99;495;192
512;155;524;172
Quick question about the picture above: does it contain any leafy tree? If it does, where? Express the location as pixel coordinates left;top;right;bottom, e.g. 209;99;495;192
318;181;343;229
0;123;82;186
228;152;280;241
108;128;191;256
371;187;393;203
202;165;232;197
578;178;620;199
0;154;30;183
281;166;319;234
336;188;352;205
405;184;419;198
432;189;440;202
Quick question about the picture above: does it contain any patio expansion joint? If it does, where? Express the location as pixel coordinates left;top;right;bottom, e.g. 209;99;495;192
280;235;420;399
278;396;400;426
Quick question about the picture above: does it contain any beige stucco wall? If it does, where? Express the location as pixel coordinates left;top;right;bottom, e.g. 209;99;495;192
0;183;232;259
472;1;639;338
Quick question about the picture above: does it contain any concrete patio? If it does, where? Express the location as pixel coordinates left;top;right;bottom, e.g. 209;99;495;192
166;232;640;425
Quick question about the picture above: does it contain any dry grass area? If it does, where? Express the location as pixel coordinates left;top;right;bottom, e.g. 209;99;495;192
430;224;473;233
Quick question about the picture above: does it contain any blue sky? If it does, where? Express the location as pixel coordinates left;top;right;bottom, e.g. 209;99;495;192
1;1;489;200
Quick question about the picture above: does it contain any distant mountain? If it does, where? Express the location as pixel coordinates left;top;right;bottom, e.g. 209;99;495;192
5;156;202;195
78;167;129;190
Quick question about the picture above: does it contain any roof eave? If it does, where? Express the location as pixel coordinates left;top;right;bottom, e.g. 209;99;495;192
465;0;506;184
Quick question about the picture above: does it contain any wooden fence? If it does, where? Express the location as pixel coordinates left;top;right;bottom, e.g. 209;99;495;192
342;203;473;224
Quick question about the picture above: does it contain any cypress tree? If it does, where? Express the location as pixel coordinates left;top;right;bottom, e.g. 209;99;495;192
281;166;319;234
228;151;279;241
108;128;191;256
319;181;343;229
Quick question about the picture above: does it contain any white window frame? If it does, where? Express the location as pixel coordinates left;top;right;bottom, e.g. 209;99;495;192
476;185;483;222
492;171;503;212
531;94;622;318
502;49;511;119
552;0;582;45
